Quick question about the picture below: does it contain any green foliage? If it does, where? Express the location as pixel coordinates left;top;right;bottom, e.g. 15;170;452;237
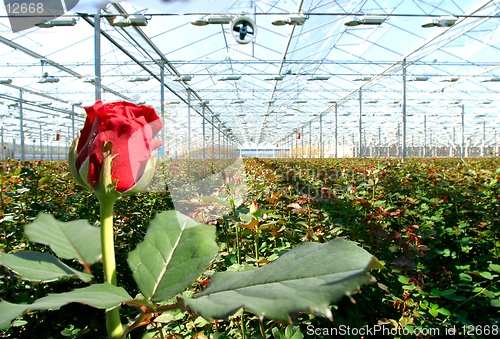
272;324;303;339
1;157;500;338
0;283;132;330
0;251;92;282
128;210;219;302
24;213;102;266
184;239;377;321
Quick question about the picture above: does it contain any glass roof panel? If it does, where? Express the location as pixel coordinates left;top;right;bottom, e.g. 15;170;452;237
0;0;499;154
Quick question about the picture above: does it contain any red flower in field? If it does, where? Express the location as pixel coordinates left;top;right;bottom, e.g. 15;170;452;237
69;100;162;195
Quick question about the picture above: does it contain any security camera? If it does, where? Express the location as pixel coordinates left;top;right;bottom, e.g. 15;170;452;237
230;16;257;44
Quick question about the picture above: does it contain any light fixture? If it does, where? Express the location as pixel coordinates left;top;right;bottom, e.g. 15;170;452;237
128;15;148;26
307;75;330;81
294;100;307;104
38;102;52;106
440;76;459;82
173;75;192;82
191;14;232;26
365;100;378;104
354;76;372;81
219;75;241;81
83;77;95;83
127;76;150;82
0;78;12;84
191;16;209;26
111;14;148;27
8;103;19;108
38;72;59;83
481;76;500;82
166;100;180;104
231;100;245;104
421;16;457;28
199;100;210;105
409;76;430;81
481;100;493;104
35;17;77;28
272;13;307;26
345;15;386;27
208;14;232;24
264;75;284;81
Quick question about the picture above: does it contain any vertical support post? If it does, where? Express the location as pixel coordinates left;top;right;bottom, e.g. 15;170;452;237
71;104;75;142
159;61;165;156
495;130;498;156
378;126;381;157
1;121;4;160
402;58;407;161
94;11;101;101
334;102;338;158
309;122;312;158
424;115;427;158
19;91;25;161
39;125;43;159
482;121;486;157
295;132;299;158
202;105;206;159
301;126;304;158
352;133;355;157
452;126;455;157
211;114;214;158
397;123;401;158
461;105;465;159
319;113;323;158
187;89;191;158
358;89;362;158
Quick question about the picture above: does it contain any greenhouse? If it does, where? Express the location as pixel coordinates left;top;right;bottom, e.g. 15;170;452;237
0;0;499;160
1;1;500;339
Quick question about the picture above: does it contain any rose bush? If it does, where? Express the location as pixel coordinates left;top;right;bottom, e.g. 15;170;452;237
69;100;162;195
67;100;163;338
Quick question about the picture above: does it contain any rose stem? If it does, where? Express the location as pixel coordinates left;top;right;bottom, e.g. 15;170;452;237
99;194;124;339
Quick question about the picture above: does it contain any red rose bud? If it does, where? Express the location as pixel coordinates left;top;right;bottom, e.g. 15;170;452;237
69;100;162;196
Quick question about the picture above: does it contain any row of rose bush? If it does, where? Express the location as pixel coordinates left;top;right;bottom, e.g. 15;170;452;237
1;156;499;337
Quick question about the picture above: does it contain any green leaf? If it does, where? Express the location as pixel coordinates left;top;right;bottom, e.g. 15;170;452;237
491;299;500;307
128;211;219;302
479;271;496;280
398;275;410;284
0;251;92;282
183;238;375;321
438;308;451;316
489;264;500;273
24;213;101;266
272;328;285;339
0;283;132;330
285;324;304;339
459;273;472;282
